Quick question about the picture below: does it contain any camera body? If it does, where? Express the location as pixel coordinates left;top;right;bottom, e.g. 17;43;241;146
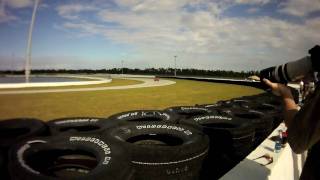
260;45;320;84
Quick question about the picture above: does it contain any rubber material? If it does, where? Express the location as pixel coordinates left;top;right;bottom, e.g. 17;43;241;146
107;110;179;126
180;113;255;157
0;149;9;179
47;117;107;135
165;106;213;120
9;135;134;180
219;108;273;147
247;103;283;129
216;99;255;109
105;122;209;180
0;118;47;150
180;112;255;180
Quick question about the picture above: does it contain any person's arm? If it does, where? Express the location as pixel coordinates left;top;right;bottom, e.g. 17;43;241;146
263;79;320;153
263;79;299;128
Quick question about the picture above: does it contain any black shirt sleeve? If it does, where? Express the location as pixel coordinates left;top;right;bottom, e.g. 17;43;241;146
287;85;320;153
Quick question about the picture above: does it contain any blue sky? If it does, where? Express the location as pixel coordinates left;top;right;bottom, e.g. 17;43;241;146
0;0;319;71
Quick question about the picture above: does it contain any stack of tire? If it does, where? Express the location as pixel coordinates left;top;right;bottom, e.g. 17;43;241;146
189;93;283;179
0;112;209;180
0;92;283;180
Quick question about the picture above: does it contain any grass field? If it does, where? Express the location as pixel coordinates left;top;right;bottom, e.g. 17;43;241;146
0;79;263;121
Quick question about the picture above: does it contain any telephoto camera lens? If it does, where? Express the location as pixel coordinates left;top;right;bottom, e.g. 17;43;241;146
260;45;319;84
260;56;313;84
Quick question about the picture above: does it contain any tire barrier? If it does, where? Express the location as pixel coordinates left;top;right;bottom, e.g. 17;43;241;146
0;118;47;150
165;106;213;120
179;113;255;179
8;135;134;180
0;149;9;179
104;122;209;180
248;93;283;107
246;102;283;129
219;108;274;147
47;117;108;135
107;110;179;125
0;118;48;180
216;99;254;109
1;92;284;180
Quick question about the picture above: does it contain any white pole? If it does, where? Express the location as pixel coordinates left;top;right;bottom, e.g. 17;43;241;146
25;0;40;83
11;53;14;73
174;55;177;77
121;60;124;75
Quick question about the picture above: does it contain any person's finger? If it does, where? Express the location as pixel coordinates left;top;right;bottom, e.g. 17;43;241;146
262;78;273;87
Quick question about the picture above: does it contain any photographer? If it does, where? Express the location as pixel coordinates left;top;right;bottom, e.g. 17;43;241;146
261;45;320;180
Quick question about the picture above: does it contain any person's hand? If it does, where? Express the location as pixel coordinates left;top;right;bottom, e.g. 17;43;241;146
262;78;293;98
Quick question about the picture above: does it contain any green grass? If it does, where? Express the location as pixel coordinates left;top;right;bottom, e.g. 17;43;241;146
0;79;263;121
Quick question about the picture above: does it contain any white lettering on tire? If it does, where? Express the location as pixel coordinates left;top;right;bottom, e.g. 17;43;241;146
69;136;112;165
193;115;232;122
135;125;193;135
54;118;99;125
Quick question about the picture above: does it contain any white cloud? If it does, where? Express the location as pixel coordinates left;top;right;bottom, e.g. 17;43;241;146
0;1;17;23
279;0;320;17
56;3;98;20
0;0;34;23
235;0;270;5
56;0;320;70
3;0;33;9
247;7;259;13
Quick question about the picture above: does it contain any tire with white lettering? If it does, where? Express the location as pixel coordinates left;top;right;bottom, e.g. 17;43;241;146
47;117;107;135
195;103;222;111
180;113;255;179
180;113;255;158
105;122;209;180
0;118;47;151
164;106;213;120
107;110;179;125
8;135;134;180
219;108;273;147
196;99;254;112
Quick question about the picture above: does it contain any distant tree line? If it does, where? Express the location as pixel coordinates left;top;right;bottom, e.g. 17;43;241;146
0;68;258;79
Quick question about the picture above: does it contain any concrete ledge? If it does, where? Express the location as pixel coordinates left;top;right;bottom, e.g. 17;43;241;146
0;75;112;89
220;123;307;180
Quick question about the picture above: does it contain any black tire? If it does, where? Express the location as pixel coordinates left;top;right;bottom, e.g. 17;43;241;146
8;135;134;180
107;110;179;125
217;99;255;109
180;113;255;158
0;118;47;150
47;117;108;135
219;108;273;147
247;103;284;129
179;113;255;179
164;106;213;120
0;149;9;179
195;103;225;113
105;122;209;180
255;93;283;107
